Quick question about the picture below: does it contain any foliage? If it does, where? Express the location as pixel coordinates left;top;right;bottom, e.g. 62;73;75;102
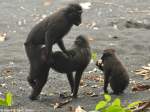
94;94;142;112
92;52;97;61
0;92;13;106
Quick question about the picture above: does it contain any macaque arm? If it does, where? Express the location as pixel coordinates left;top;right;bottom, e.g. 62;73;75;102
57;40;68;55
99;63;104;71
96;61;104;71
104;70;110;93
45;31;55;56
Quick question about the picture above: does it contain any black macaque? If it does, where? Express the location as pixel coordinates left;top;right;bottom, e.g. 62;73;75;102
24;3;82;100
96;49;129;95
50;35;91;98
26;45;50;100
24;3;82;63
26;35;91;100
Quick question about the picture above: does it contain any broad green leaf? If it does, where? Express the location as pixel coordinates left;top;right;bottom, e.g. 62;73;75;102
95;101;107;111
105;105;126;112
127;101;142;109
0;97;4;101
92;52;97;61
0;92;12;106
0;98;6;106
5;92;12;106
112;98;121;106
104;94;111;102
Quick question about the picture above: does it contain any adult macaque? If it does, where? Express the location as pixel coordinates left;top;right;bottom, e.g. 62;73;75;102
27;35;91;100
24;3;82;100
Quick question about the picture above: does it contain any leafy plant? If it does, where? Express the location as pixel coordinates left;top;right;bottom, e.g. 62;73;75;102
127;101;142;109
92;52;97;61
0;92;13;106
94;94;141;112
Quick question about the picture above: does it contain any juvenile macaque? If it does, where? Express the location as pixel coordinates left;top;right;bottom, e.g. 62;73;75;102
96;49;129;94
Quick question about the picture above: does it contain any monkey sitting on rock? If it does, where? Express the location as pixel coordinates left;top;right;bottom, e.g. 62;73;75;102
96;49;129;95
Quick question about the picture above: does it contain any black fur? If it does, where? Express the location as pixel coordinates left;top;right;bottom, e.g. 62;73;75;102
24;3;82;100
27;35;91;100
24;3;82;63
50;35;91;98
96;49;129;95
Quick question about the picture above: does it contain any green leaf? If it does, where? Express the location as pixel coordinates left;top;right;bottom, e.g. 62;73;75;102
105;105;126;112
5;92;12;106
92;52;97;61
104;94;111;102
0;92;12;106
127;101;142;109
95;101;107;111
0;98;6;106
112;98;121;106
124;109;132;112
